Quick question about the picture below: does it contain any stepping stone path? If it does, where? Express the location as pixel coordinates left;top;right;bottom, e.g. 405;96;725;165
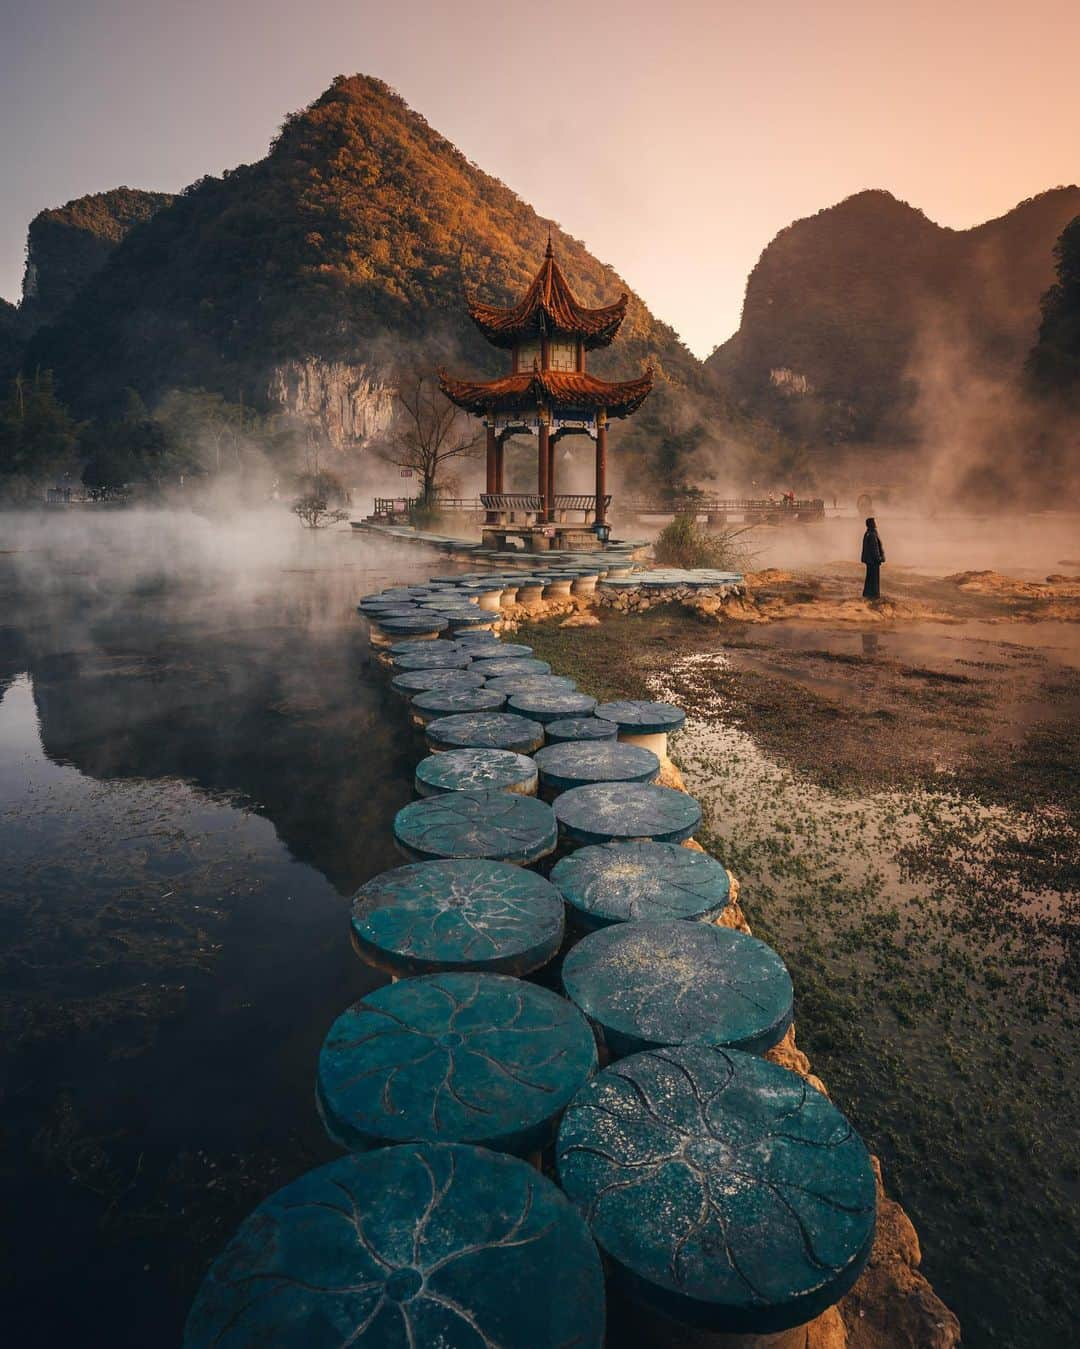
561;918;793;1057
533;741;661;795
554;781;702;844
317;973;597;1153
544;716;619;744
550;840;731;929
394;788;557;863
425;711;545;754
180;573;881;1345
350;859;563;976
414;748;538;797
185;1143;605;1348
556;1045;876;1335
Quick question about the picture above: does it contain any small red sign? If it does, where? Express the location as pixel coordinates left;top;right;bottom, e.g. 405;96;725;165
399;468;413;478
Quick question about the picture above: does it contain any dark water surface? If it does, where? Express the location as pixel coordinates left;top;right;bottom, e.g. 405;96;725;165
0;511;440;1345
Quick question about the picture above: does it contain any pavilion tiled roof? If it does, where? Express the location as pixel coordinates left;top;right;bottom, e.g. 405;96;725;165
467;241;629;349
438;366;654;419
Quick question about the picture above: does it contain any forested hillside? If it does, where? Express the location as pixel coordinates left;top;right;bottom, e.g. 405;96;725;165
708;187;1080;446
19;187;173;333
27;76;704;417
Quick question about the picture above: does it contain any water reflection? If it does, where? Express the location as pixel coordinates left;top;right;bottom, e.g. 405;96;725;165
0;512;439;1345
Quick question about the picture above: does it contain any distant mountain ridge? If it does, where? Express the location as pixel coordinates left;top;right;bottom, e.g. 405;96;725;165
707;186;1080;444
26;76;704;433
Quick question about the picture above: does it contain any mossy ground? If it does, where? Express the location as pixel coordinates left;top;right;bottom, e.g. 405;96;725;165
522;606;1080;1349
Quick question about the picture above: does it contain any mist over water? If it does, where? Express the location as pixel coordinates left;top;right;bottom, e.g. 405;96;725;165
0;507;448;1345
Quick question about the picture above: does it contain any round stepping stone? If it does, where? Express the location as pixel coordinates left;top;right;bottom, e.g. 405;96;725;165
448;617;497;634
387;637;464;657
410;687;507;724
554;783;701;845
593;700;686;736
506;689;598;725
318;974;597;1153
483;674;577;696
415;748;538;798
391;649;474;672
561;919;792;1057
425;712;545;755
186;1143;605;1349
545;717;619;745
556;1046;876;1335
550;841;731;929
471;657;551;679
361;604;421;618
350;859;562;975
390;669;487;697
533;741;660;795
465;643;534;660
394;788;556;863
373;615;448;636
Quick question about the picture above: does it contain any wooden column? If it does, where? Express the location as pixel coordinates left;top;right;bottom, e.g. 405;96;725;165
495;436;505;493
547;433;557;520
538;423;552;523
595;413;608;527
485;422;498;523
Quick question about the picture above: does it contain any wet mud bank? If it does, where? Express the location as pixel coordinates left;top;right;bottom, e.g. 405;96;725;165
522;599;1079;1349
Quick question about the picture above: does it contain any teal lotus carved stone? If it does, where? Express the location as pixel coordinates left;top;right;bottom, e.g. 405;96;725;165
317;973;597;1153
350;859;562;976
506;689;598;724
561;918;793;1057
543;716;619;744
425;712;545;754
533;741;660;794
186;1143;605;1347
390;669;487;696
414;748;538;798
592;700;686;736
553;782;701;845
549;840;731;929
394;788;556;863
556;1045;876;1334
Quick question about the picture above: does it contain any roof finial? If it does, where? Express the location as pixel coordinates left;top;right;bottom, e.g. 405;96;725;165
545;227;553;259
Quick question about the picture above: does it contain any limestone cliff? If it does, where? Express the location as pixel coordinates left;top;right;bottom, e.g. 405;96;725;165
266;358;395;448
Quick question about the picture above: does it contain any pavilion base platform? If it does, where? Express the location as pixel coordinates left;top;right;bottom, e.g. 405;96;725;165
482;523;608;552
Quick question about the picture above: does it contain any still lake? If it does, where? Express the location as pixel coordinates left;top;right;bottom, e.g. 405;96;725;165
0;510;437;1345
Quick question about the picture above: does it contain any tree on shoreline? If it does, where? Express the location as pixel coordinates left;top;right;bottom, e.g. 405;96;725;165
377;370;481;505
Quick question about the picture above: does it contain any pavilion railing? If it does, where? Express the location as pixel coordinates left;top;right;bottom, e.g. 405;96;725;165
480;494;612;522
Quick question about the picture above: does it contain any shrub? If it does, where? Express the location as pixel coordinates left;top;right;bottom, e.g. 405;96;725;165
653;513;753;571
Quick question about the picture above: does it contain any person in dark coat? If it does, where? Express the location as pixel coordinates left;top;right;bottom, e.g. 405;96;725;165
861;517;885;599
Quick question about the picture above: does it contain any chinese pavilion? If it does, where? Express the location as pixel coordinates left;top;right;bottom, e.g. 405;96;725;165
439;239;653;538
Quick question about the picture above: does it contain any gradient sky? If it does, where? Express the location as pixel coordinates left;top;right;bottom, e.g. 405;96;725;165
2;0;1078;355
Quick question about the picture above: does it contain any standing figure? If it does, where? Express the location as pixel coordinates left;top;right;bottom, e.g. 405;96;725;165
861;517;885;599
